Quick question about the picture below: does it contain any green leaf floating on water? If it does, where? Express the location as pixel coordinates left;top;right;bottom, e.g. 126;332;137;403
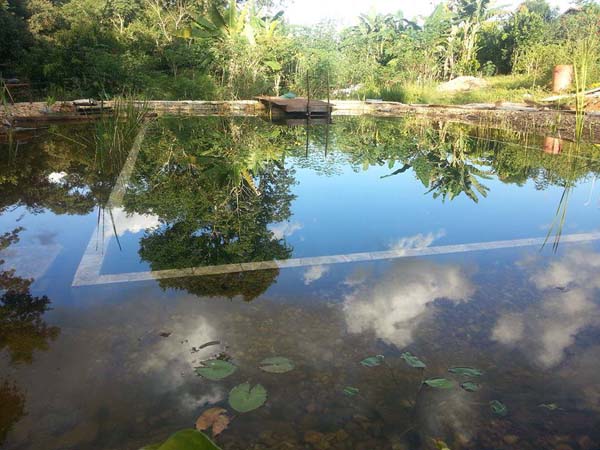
259;357;294;374
449;367;483;377
140;429;221;450
360;355;385;367
423;378;454;389
490;400;508;416
195;360;237;380
228;382;267;413
460;382;480;392
401;352;426;368
343;386;360;397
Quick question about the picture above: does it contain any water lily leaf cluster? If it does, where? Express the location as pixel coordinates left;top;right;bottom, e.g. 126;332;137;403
401;352;426;368
195;360;237;380
259;357;295;373
229;382;267;413
490;400;508;416
360;355;385;367
343;386;360;396
423;378;454;389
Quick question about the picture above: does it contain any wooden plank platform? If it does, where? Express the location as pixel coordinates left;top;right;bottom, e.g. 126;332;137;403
256;96;332;115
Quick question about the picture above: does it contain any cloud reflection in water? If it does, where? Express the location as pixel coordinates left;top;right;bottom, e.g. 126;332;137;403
343;259;474;348
492;248;600;367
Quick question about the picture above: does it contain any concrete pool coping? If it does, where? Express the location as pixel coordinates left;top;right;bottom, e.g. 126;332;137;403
71;118;600;288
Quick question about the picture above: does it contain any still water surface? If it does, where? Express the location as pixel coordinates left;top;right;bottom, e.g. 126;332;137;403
1;116;600;450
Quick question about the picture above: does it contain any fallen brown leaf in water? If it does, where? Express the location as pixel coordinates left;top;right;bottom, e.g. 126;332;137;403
195;407;230;437
212;413;230;436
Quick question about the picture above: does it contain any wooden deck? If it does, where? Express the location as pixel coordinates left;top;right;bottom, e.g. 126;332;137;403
256;96;332;116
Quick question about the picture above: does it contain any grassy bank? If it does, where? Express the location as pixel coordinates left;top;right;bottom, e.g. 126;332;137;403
352;75;551;105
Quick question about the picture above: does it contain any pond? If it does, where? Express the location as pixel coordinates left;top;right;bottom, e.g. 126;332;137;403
1;115;600;450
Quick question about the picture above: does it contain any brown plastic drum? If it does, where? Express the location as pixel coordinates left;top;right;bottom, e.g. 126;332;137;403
552;65;574;93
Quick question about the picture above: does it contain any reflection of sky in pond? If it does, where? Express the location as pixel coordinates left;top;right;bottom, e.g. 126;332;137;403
2;117;600;450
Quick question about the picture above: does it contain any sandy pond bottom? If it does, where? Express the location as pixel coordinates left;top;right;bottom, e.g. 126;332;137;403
1;116;600;450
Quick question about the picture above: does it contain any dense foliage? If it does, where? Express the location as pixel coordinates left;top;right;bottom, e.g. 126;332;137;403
1;0;599;100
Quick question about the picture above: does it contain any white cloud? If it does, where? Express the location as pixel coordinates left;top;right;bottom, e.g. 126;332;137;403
343;259;474;348
269;221;303;240
110;207;161;236
492;248;600;367
303;265;330;285
388;230;446;255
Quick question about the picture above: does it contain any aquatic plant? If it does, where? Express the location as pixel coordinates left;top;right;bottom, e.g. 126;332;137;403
140;429;221;450
572;29;598;141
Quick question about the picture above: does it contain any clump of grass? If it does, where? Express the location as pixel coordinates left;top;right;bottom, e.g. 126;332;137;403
93;97;149;161
572;29;599;141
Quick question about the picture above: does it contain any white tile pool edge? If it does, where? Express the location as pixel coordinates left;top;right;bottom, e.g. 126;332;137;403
73;231;600;287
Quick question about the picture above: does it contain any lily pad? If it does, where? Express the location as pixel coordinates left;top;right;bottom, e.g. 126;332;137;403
343;386;360;397
460;382;480;392
228;382;267;413
423;378;454;389
490;400;508;416
259;357;294;374
195;360;237;381
401;352;426;368
140;429;221;450
449;367;483;377
360;355;385;367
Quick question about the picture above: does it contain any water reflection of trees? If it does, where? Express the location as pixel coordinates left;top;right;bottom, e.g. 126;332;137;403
332;117;600;203
0;228;60;445
0;229;60;364
0;123;132;216
123;118;297;300
119;116;600;297
0;380;25;446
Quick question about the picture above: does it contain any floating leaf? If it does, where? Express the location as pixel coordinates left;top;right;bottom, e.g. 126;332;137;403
460;382;480;392
490;400;508;416
539;403;561;411
259;357;294;374
401;352;426;368
423;378;454;389
449;367;483;377
195;408;230;437
343;386;360;397
195;360;237;381
360;355;385;367
211;415;230;437
141;429;222;450
228;383;267;413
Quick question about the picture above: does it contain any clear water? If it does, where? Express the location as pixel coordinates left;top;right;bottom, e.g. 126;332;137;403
1;116;600;450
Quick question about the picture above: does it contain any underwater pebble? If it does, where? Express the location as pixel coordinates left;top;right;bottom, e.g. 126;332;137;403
555;445;574;450
503;435;519;445
578;436;596;450
304;430;326;445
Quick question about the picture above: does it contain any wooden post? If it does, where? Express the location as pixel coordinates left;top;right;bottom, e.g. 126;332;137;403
305;117;310;157
306;71;311;117
326;70;330;108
